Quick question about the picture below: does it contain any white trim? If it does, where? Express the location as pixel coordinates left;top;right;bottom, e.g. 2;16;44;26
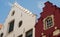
53;29;60;36
42;35;46;37
43;15;54;30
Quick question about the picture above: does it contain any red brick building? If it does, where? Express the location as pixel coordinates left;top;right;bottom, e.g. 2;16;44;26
35;1;60;37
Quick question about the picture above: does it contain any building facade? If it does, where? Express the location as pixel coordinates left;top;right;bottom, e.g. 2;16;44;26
0;2;36;37
35;1;60;37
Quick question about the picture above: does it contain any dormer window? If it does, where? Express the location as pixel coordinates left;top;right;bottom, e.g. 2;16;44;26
43;15;54;30
11;11;15;16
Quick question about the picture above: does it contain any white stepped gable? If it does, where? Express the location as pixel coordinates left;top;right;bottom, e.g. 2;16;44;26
12;2;36;16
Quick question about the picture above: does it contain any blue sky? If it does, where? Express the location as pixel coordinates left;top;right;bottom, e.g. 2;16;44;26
0;0;60;24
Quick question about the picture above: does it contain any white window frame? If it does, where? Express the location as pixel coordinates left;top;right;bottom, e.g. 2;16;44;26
43;15;54;30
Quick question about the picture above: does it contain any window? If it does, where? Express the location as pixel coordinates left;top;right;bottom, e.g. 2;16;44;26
11;11;15;16
19;21;22;27
45;17;53;28
26;29;33;37
8;20;14;33
43;15;54;30
18;34;22;37
0;33;3;37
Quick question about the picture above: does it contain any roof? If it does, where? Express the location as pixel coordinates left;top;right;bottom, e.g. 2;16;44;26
12;2;36;17
0;24;2;29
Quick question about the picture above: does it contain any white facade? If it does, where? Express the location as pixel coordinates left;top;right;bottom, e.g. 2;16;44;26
1;2;36;37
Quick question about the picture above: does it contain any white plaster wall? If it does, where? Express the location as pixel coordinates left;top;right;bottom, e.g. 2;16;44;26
3;2;36;37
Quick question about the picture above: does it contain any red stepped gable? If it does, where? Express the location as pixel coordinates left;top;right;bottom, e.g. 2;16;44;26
35;1;60;37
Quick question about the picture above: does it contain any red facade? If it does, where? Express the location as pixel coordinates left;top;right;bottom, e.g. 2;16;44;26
35;1;60;37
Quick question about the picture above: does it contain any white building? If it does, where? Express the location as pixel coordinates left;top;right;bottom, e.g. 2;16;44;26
0;2;36;37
